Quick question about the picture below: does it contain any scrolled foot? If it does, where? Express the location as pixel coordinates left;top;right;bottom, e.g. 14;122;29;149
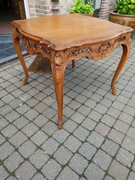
23;80;27;85
112;87;116;95
23;77;28;85
58;119;63;130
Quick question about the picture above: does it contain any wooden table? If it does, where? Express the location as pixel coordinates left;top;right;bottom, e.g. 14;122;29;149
11;14;133;129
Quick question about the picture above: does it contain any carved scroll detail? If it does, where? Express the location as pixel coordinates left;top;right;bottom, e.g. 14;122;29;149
67;42;112;60
114;35;126;44
22;37;50;55
68;47;92;57
67;35;128;60
53;52;64;83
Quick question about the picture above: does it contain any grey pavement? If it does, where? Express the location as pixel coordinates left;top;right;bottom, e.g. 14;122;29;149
0;36;135;180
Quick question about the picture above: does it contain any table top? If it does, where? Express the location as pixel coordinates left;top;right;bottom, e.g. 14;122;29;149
12;14;133;50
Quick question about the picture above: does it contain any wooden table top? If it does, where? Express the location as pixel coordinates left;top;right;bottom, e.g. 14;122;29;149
12;14;133;50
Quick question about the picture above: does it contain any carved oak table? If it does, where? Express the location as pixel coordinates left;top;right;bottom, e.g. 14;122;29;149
11;14;133;129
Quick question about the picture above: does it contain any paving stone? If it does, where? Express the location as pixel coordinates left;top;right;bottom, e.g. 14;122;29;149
112;101;125;111
101;114;116;127
127;127;135;140
0;105;12;117
9;131;27;148
84;163;105;180
0;117;9;130
11;89;24;98
33;114;48;127
122;136;135;154
43;96;56;106
43;107;57;119
27;88;39;96
0;89;8;98
63;106;74;118
88;110;102;122
4;151;24;172
52;129;69;143
132;161;135;171
64;135;82;153
30;130;48;146
63;120;78;133
114;120;129;134
90;93;103;103
127;171;135;180
13;117;29;129
119;112;133;125
78;105;91;116
79;177;87;180
82;118;97;131
41;159;61;180
84;99;97;109
0;100;4;108
34;102;48;113
41;138;59;155
121;90;132;99
18;140;37;158
26;98;39;107
128;99;135;108
19;93;32;102
132;120;135;128
107;107;121;119
95;122;110;136
108;129;125;144
1;94;14;103
15;161;36;180
16;104;30;115
57;166;79;180
1;124;18;138
0;142;15;160
101;139;119;157
32;173;47;180
21;122;39;137
71;112;85;124
54;146;73;165
73;126;89;141
124;105;135;116
100;97;112;108
30;149;49;169
24;109;39;121
0;166;9;180
7;176;17;180
0;134;6;145
75;94;87;103
79;142;97;160
42;121;57;136
69;153;88;175
34;92;47;101
93;149;112;170
104;175;114;180
87;131;104;148
116;147;134;168
5;110;20;123
94;104;108;114
109;160;129;180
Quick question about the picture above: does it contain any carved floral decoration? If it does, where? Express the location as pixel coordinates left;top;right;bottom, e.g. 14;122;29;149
22;37;50;55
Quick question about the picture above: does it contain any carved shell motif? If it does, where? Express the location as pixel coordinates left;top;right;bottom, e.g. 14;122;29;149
53;52;64;83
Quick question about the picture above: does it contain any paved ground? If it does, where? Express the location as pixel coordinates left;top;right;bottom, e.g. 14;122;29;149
0;36;135;180
0;34;26;64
